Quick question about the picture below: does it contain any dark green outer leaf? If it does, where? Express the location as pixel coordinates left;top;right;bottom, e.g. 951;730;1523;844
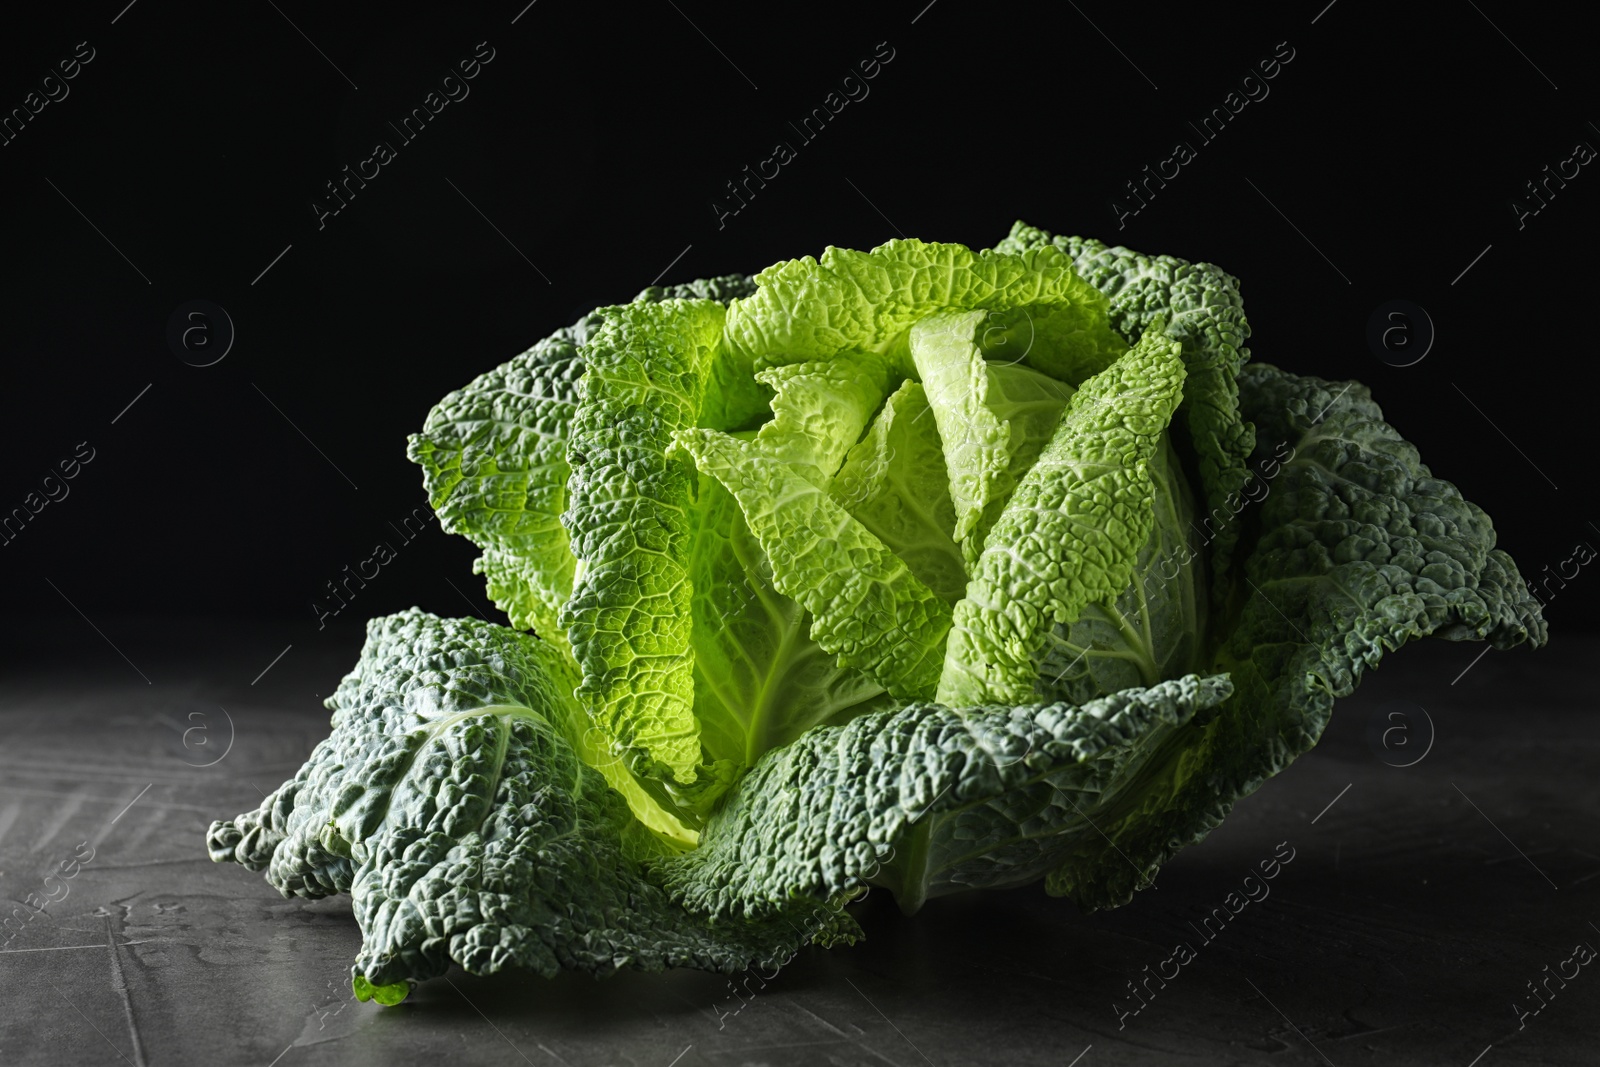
635;273;759;305
1041;363;1547;911
207;610;852;991
654;673;1234;919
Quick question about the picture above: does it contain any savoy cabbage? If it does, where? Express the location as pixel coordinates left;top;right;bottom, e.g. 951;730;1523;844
209;221;1546;1004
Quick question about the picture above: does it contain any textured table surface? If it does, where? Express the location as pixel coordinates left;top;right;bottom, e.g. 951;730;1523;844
0;620;1593;1067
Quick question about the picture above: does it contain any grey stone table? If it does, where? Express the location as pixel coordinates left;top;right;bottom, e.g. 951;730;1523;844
1;619;1594;1066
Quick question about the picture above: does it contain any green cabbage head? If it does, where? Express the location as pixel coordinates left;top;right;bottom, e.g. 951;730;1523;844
208;221;1546;1003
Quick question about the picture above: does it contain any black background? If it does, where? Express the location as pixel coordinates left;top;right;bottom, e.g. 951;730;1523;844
2;0;1594;671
